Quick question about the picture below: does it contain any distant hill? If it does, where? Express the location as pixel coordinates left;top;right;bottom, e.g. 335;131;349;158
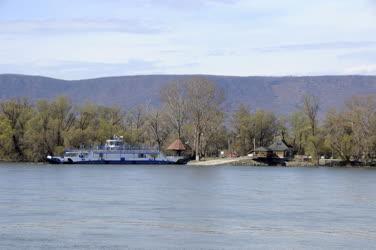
1;74;376;114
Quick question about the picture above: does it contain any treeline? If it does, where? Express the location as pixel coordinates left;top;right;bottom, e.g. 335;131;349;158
0;77;375;164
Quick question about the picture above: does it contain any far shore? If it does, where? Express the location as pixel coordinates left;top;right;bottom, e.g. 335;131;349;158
0;158;375;168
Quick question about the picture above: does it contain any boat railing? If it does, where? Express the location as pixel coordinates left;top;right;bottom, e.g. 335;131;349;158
64;145;161;154
96;145;159;151
92;149;161;154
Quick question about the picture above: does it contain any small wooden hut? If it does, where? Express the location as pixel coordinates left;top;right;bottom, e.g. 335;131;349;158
167;139;186;156
253;147;273;158
268;140;294;159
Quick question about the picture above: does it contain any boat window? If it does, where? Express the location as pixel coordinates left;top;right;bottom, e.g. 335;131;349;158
64;152;78;157
96;152;104;159
79;153;89;158
138;153;146;158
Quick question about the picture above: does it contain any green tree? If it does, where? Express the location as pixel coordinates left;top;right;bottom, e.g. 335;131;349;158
0;114;13;160
49;96;76;153
232;104;253;155
95;106;126;144
324;109;354;162
0;99;33;161
345;95;376;162
289;111;310;155
252;110;278;147
66;103;99;149
25;100;55;161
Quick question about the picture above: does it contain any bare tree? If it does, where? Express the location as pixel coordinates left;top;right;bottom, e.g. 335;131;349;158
185;77;224;161
160;82;187;139
124;105;147;145
146;107;171;150
301;94;321;164
302;94;320;136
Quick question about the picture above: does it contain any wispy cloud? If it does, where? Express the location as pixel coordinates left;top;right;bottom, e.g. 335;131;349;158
338;50;376;62
0;59;159;79
256;41;376;53
0;19;163;35
344;64;376;75
0;59;200;79
207;49;237;56
141;0;239;10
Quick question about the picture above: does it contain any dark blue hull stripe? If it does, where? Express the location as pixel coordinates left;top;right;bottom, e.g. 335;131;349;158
47;159;188;165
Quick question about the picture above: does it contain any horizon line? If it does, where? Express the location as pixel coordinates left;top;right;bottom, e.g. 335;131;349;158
1;72;376;81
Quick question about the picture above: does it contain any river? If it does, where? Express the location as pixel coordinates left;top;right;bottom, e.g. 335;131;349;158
0;163;375;249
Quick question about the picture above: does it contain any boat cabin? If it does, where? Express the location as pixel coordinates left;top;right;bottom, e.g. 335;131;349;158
105;136;124;150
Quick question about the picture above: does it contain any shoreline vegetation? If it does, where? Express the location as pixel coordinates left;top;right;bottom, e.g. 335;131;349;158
0;77;375;166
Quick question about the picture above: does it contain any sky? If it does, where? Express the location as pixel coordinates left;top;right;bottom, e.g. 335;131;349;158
0;0;376;79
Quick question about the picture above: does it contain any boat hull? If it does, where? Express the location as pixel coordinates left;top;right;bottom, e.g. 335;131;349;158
47;158;189;165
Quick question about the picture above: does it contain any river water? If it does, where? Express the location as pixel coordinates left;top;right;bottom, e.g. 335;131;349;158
0;163;375;249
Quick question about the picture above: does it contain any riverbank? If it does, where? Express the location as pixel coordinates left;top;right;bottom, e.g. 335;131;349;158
187;157;376;167
188;157;278;167
187;156;255;166
188;158;311;167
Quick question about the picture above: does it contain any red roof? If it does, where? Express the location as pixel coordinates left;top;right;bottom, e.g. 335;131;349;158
167;139;186;151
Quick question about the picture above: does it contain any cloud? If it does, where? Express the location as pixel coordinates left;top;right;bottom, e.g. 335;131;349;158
141;0;239;10
207;49;237;56
256;41;376;53
0;59;159;79
338;50;376;62
344;64;376;75
0;59;200;79
0;19;163;35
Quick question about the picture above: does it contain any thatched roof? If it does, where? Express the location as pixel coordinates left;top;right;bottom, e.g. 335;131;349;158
167;139;186;151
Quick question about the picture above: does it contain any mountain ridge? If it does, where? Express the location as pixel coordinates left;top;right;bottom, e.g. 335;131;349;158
1;73;376;114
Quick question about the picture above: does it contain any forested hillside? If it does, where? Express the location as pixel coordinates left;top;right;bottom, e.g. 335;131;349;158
1;74;376;114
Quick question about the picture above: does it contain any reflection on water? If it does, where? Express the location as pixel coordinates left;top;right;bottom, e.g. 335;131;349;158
0;163;376;249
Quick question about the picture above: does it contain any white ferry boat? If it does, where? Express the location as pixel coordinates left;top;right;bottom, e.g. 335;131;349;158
47;136;189;165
